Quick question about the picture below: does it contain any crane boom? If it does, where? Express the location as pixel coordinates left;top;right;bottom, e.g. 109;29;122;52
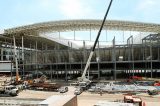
80;0;113;81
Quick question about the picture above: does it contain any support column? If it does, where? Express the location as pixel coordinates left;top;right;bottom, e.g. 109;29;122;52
56;64;58;79
112;37;116;80
65;63;67;81
45;44;48;63
57;43;60;63
30;43;32;71
74;30;75;40
131;36;134;76
150;38;153;78
81;61;83;74
158;47;160;60
90;26;91;41
97;41;100;79
22;36;24;76
83;41;86;62
35;41;38;70
50;65;53;81
10;39;13;79
1;48;3;61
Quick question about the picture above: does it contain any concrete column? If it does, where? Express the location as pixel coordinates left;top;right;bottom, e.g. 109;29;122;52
45;44;48;63
83;41;86;62
112;37;116;80
13;35;19;80
65;63;67;81
81;61;83;74
10;40;13;78
131;36;134;76
50;65;53;81
68;42;71;62
56;64;58;79
1;48;3;61
150;38;153;78
57;43;60;63
30;43;32;70
97;41;100;79
22;36;24;76
158;47;160;60
90;27;91;41
35;41;38;70
74;30;75;40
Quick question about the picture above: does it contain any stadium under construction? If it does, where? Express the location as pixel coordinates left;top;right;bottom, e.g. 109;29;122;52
0;19;160;80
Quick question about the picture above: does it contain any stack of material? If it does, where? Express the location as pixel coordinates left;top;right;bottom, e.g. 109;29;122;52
89;82;160;93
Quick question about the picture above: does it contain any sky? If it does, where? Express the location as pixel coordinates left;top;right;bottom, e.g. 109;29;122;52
0;0;160;29
0;0;160;46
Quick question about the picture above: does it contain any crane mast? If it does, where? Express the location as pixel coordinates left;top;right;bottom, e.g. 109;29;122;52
78;0;113;82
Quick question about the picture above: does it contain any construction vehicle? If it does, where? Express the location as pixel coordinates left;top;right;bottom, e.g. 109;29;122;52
147;89;159;95
59;86;68;93
153;81;160;86
0;85;19;96
124;95;145;106
77;0;113;89
74;87;83;95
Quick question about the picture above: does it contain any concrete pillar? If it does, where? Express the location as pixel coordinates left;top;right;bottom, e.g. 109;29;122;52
13;35;19;80
65;63;67;81
97;41;100;79
83;41;86;62
112;37;116;80
150;38;153;78
1;47;3;61
158;47;160;60
35;41;38;70
45;44;48;63
22;36;24;76
50;65;53;81
74;30;75;40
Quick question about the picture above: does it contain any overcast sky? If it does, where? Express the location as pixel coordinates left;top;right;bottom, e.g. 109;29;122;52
0;0;160;29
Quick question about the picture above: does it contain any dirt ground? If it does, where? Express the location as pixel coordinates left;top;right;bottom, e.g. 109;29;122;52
78;92;160;106
13;86;160;106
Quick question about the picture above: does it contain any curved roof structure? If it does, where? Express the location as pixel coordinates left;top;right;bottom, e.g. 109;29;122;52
2;19;160;49
4;19;160;35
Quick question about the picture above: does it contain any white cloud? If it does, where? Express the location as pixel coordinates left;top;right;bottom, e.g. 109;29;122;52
58;0;93;18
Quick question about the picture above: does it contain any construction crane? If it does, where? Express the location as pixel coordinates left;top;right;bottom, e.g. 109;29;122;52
13;36;20;83
78;0;113;88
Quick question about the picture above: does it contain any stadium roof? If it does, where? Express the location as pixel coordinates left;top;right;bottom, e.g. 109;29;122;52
4;19;160;34
1;19;160;49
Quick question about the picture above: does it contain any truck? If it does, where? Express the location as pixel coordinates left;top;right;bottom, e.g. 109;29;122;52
0;85;19;96
124;95;146;106
29;83;61;91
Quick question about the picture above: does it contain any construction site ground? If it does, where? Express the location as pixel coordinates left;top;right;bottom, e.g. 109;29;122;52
0;77;160;106
0;86;159;106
